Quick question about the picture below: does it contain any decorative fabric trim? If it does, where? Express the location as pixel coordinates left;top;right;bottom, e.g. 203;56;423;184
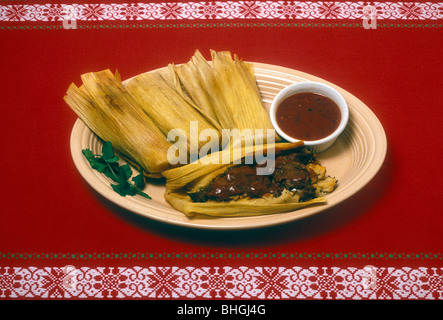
0;2;441;22
1;22;442;30
1;251;442;261
1;266;442;299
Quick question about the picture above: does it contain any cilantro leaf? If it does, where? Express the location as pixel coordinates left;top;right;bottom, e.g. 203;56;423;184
112;181;137;197
118;164;133;182
102;162;121;182
82;148;95;162
82;142;151;199
132;168;151;199
82;149;108;173
135;189;152;199
132;168;145;189
101;141;119;163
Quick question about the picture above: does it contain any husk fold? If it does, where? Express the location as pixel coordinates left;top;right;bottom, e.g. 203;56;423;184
164;189;326;218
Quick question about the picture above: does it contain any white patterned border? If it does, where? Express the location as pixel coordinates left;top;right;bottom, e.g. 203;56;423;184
0;2;441;22
1;266;442;299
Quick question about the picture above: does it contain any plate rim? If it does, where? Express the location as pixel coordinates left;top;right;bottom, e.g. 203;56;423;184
70;62;387;230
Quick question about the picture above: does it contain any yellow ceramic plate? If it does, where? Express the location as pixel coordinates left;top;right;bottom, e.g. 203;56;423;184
70;63;387;230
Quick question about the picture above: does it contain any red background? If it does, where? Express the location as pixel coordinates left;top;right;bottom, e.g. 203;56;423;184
1;18;442;269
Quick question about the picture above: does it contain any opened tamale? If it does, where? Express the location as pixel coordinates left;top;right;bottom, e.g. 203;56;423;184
162;142;303;191
162;142;336;217
64;69;173;174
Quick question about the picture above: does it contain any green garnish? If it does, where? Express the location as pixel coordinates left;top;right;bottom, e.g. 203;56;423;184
82;141;151;199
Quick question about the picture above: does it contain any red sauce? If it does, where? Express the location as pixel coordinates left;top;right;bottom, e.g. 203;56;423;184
187;150;318;202
276;92;341;141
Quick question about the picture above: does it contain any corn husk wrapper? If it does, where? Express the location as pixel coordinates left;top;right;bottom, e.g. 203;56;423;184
125;69;223;158
172;50;280;147
162;141;328;217
171;50;227;127
64;69;173;174
210;50;280;145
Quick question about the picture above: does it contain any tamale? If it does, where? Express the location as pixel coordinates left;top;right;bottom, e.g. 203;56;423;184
210;50;280;144
172;50;228;128
172;50;280;148
162;142;335;217
125;70;223;162
64;69;173;174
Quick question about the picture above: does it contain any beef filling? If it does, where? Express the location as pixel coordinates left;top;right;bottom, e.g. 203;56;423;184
188;149;319;202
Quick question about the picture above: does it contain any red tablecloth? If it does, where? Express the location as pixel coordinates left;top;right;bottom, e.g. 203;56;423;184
1;1;442;301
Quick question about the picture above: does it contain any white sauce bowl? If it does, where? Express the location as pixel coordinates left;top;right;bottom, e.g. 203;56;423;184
270;81;349;153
